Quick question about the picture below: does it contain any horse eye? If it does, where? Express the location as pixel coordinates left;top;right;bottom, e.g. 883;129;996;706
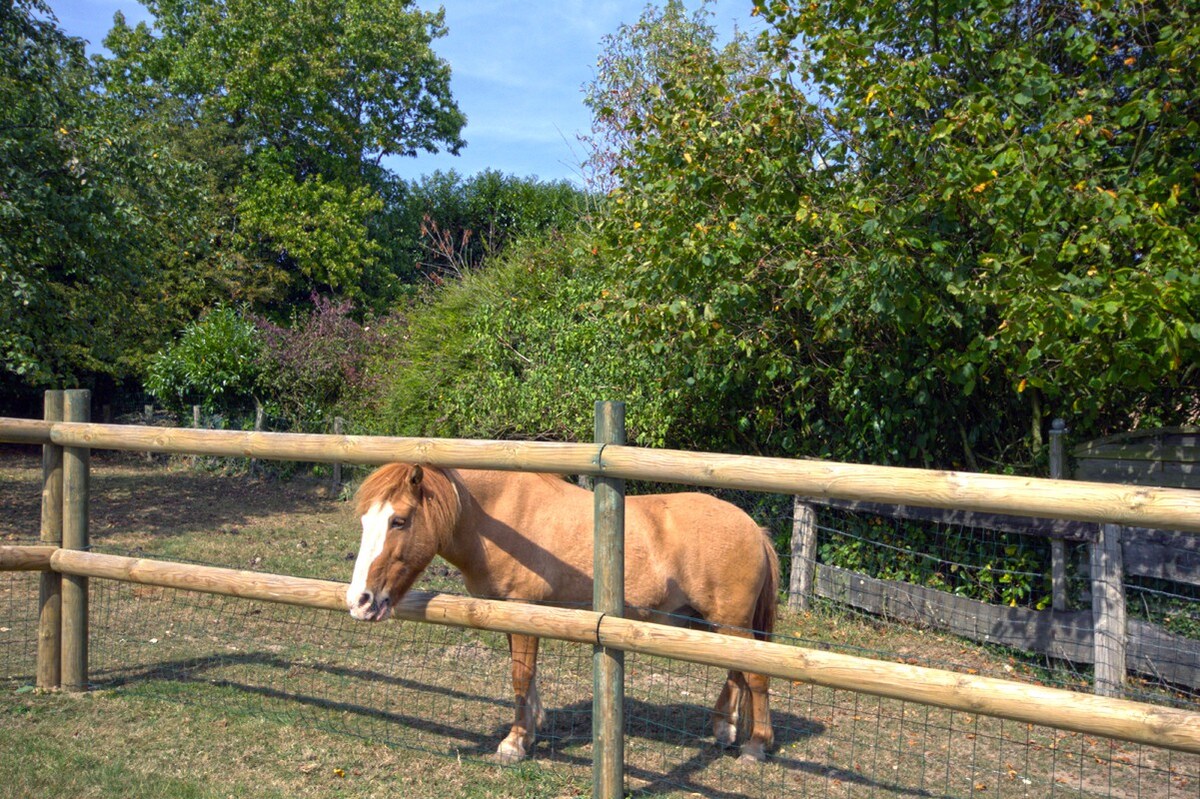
389;517;408;530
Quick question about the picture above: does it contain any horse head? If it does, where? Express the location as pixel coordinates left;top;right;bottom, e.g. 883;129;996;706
346;463;460;621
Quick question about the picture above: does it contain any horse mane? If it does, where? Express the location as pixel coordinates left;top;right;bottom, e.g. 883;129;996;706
354;463;461;537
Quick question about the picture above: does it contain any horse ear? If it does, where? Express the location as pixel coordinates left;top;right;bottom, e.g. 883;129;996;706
409;465;424;486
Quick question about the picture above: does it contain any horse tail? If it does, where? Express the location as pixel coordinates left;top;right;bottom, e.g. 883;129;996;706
753;529;780;642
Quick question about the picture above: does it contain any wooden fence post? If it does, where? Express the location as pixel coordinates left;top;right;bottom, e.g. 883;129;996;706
593;401;625;799
788;498;818;612
251;400;265;476
37;390;64;689
333;416;344;486
1048;419;1069;612
1091;522;1127;696
192;405;202;467
62;389;90;691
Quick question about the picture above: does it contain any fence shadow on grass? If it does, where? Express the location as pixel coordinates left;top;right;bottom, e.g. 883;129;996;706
92;649;513;753
80;639;976;799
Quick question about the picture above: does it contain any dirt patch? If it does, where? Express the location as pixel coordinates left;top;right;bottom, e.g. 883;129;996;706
0;449;334;538
0;449;42;541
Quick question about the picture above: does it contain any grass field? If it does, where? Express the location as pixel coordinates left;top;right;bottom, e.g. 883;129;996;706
2;449;1198;798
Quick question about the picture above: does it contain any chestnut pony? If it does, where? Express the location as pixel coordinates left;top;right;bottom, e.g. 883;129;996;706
346;463;779;762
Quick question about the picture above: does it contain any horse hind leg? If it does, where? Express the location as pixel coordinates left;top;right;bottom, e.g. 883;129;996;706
707;623;774;761
497;633;543;764
737;670;774;763
712;671;746;748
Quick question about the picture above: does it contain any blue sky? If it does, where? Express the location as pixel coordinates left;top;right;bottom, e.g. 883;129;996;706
47;0;762;185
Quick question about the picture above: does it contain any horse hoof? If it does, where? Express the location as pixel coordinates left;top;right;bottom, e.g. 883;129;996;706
738;741;767;763
496;738;528;765
713;720;738;748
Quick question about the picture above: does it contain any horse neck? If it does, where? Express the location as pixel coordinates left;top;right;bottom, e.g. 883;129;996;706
435;468;494;578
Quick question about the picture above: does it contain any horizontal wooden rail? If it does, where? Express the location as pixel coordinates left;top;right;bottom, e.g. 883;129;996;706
0;418;59;446
596;615;1200;756
3;419;599;474
48;549;602;644
0;545;57;571
2;419;1200;532
2;547;1195;755
598;445;1200;534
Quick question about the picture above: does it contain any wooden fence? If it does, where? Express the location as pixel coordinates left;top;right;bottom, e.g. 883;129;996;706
5;392;1200;797
7;542;1200;754
1074;426;1200;489
786;422;1200;696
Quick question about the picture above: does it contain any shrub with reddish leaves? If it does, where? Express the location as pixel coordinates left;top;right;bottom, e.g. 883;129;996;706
255;296;379;431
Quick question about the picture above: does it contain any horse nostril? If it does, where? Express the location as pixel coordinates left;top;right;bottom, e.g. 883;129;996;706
358;592;372;608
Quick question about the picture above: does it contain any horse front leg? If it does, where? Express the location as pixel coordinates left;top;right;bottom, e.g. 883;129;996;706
712;671;746;747
497;633;543;764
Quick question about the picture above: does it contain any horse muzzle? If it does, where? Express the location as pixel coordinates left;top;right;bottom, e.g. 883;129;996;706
348;589;392;622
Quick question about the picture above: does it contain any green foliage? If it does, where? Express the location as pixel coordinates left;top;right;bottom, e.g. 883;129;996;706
581;0;762;191
0;0;204;396
766;0;1200;444
2;0;469;403
818;515;1054;610
356;232;678;446
593;1;828;457
145;308;263;416
150;0;465;165
596;0;1200;467
96;0;466;308
236;151;384;296
1130;580;1200;640
386;170;591;280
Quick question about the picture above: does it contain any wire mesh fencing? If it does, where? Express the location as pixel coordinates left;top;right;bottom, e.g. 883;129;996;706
759;496;1200;708
4;571;1191;799
0;570;38;691
0;517;40;690
3;454;1200;797
85;579;591;771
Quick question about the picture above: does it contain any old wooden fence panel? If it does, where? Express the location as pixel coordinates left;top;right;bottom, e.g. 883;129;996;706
790;496;1200;694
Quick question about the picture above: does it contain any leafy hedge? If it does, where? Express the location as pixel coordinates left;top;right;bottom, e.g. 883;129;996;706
144;307;262;416
353;231;683;446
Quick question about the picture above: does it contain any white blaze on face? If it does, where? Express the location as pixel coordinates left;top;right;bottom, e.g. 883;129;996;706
347;500;393;614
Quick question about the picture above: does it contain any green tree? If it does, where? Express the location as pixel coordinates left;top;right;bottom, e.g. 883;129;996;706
1;0;203;400
98;0;466;305
235;149;385;293
141;0;465;167
145;306;263;416
393;170;590;279
357;232;678;446
593;1;825;456
761;0;1200;459
596;0;1200;467
581;0;761;191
